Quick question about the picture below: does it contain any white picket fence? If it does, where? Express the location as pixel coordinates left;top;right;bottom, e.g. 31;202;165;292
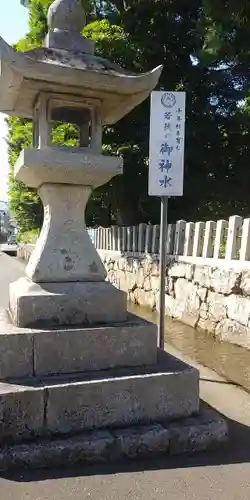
88;215;250;261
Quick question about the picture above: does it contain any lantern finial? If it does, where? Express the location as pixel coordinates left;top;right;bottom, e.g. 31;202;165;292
45;0;94;53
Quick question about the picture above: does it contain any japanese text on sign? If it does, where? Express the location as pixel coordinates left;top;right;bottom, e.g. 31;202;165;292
148;91;186;197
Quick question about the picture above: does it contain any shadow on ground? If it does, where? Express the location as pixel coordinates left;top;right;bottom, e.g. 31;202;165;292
1;399;250;483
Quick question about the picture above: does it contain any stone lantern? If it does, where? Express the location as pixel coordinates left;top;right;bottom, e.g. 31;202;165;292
0;0;226;468
0;0;162;328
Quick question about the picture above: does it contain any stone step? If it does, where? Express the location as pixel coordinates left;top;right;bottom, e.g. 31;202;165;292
0;404;228;471
0;352;199;444
9;278;128;328
0;311;157;379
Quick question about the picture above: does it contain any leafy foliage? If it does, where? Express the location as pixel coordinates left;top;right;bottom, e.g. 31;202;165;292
8;117;43;232
17;228;40;244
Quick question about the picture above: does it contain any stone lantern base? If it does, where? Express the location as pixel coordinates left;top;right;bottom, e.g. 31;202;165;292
0;308;228;470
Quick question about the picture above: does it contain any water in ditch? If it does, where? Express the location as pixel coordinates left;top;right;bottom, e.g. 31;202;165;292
128;303;250;392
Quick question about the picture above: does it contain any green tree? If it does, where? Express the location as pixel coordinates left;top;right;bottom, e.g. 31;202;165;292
8;0;250;233
8;117;43;231
86;0;250;222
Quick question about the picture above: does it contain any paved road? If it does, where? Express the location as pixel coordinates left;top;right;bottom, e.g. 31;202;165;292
0;252;25;308
1;252;250;499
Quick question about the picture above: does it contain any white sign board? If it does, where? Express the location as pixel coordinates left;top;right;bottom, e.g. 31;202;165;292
148;91;186;197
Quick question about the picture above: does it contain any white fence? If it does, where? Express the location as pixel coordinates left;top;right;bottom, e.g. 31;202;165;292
88;215;250;261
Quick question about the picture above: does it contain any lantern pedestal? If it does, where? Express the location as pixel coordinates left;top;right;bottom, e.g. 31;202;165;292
9;277;127;328
9;146;127;327
13;147;122;284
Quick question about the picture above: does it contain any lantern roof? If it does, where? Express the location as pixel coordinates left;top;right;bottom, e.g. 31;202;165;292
0;0;162;124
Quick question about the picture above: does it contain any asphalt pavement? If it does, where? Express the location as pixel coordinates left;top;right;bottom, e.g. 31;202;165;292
1;252;250;500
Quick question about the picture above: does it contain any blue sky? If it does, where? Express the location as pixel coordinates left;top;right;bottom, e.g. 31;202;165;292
0;0;29;201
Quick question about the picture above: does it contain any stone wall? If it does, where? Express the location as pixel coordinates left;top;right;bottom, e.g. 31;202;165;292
100;251;250;350
17;245;250;350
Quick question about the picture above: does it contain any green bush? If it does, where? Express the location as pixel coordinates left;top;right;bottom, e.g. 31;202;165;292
17;228;40;244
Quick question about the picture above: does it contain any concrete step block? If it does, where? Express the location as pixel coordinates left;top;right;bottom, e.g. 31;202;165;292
0;352;199;443
9;277;127;328
0;383;45;443
45;356;199;434
34;314;157;376
0;311;157;378
0;311;33;379
0;404;228;470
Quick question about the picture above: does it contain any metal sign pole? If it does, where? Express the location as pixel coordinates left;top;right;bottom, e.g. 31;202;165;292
148;90;186;348
157;196;168;349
